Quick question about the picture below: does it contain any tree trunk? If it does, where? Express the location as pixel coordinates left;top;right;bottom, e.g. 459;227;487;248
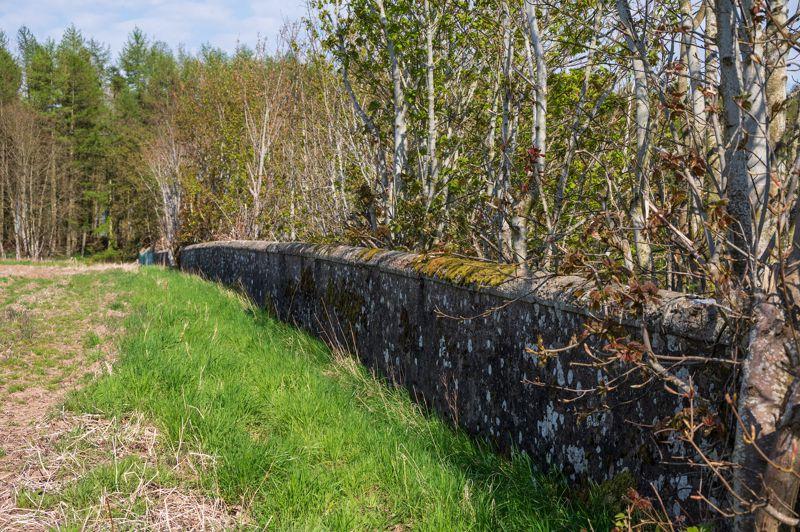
748;187;800;529
338;45;387;228
765;0;788;148
680;0;707;241
512;1;548;267
375;0;407;225
496;3;515;261
617;0;652;272
716;0;751;275
740;0;771;267
423;0;438;208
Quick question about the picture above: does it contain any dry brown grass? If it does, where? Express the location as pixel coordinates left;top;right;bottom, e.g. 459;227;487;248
0;262;138;280
2;412;244;531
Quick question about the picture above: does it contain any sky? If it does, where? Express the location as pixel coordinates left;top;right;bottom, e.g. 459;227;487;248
0;0;308;58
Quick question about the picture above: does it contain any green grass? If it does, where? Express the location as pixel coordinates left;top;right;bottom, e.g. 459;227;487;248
66;268;616;529
83;331;102;349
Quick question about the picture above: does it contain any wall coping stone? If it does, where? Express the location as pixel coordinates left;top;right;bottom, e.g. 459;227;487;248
183;240;729;347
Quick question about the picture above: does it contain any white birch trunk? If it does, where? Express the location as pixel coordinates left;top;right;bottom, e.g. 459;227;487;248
423;0;438;208
616;0;652;271
375;0;407;225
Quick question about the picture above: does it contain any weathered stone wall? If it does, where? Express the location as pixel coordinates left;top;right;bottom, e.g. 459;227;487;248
178;240;731;520
138;249;171;266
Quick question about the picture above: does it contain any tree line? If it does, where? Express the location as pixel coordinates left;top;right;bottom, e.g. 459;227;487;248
2;0;800;526
0;24;358;261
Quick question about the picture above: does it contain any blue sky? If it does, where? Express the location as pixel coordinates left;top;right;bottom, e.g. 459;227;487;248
0;0;308;57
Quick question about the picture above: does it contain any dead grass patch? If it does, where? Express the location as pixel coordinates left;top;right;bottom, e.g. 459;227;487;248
0;262;138;280
2;412;244;531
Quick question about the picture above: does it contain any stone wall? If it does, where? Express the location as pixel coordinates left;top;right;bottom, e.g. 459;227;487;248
178;240;731;520
138;249;172;266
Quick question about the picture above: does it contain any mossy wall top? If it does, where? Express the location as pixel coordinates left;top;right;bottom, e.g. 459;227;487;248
178;240;730;522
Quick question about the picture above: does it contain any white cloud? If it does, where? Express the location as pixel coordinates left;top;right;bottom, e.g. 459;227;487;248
0;0;307;57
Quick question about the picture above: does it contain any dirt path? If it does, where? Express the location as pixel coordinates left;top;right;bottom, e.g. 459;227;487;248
0;267;127;529
0;264;240;530
0;262;138;279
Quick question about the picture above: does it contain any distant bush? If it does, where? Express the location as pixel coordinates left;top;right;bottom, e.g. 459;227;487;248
85;247;132;264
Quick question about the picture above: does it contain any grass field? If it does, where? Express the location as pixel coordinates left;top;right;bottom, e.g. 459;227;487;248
1;264;618;529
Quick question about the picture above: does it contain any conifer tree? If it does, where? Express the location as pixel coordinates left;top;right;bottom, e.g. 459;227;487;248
0;33;21;104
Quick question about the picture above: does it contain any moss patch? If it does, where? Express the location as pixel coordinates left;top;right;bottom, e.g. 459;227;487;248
325;279;365;323
357;247;389;262
410;255;517;288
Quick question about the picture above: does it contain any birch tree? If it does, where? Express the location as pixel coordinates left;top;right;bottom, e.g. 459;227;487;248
616;0;653;272
374;0;408;225
0;102;59;259
144;116;183;266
